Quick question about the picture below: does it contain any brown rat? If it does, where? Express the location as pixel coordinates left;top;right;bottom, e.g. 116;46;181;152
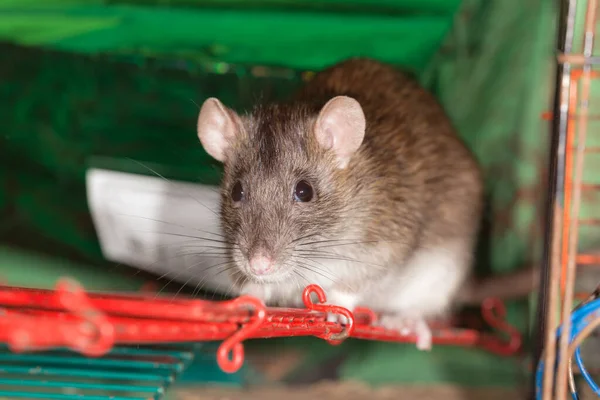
196;58;484;350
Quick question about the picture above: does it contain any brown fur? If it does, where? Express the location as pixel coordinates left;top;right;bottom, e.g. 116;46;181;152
217;58;483;301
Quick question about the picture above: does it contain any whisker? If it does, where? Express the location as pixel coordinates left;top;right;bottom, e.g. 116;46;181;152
191;267;226;299
153;250;226;281
173;249;231;257
223;270;244;299
130;230;232;246
154;257;233;297
309;240;381;249
295;265;340;288
106;238;231;276
110;249;208;282
290;232;323;245
127;158;219;216
293;269;310;286
181;263;237;300
295;249;360;260
189;98;200;109
155;271;189;298
152;238;223;250
116;214;226;238
281;261;303;293
171;274;197;300
192;261;238;297
296;238;362;248
294;253;386;270
291;256;341;280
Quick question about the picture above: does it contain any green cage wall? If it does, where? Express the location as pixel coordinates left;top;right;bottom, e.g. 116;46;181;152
0;0;570;389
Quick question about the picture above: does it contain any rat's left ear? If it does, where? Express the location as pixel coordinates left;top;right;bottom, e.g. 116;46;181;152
197;97;241;162
314;96;366;169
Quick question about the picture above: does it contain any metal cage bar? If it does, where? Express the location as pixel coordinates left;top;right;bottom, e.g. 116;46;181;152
538;0;600;398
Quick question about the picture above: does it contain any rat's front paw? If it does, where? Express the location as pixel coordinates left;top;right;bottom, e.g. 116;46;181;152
378;314;433;351
240;283;272;304
323;289;358;326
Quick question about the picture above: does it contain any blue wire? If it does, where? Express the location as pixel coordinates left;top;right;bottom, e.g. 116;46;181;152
535;298;600;400
575;342;600;395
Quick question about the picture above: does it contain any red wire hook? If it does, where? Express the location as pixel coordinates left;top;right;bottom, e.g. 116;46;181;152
479;297;522;356
216;295;266;373
55;279;115;357
302;284;355;342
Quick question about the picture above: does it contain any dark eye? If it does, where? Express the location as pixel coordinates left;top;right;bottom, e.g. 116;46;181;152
294;180;314;202
231;181;244;203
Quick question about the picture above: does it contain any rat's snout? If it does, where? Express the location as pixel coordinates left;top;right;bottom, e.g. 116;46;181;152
248;251;274;275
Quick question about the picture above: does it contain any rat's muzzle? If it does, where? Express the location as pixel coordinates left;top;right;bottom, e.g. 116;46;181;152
248;251;274;275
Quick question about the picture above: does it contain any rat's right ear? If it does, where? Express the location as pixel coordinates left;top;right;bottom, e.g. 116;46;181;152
197;98;240;162
314;96;366;169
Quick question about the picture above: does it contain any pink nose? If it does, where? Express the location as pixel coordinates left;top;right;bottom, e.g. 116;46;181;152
249;254;273;275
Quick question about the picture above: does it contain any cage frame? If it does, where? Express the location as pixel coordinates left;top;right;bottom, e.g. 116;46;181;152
535;0;600;399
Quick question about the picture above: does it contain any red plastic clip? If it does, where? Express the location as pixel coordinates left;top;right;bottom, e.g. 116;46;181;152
55;279;115;357
216;295;266;373
1;309;75;352
1;280;115;356
302;284;355;342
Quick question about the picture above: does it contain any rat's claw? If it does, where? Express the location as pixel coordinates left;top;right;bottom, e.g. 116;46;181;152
378;314;432;351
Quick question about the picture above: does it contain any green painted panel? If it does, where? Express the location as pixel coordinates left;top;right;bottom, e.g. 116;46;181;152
0;2;455;72
0;0;461;14
106;0;461;15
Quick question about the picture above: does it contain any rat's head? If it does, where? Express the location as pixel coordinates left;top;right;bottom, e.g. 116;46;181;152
196;96;366;283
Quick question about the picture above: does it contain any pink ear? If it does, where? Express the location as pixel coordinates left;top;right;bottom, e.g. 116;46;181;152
197;98;240;162
314;96;366;169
